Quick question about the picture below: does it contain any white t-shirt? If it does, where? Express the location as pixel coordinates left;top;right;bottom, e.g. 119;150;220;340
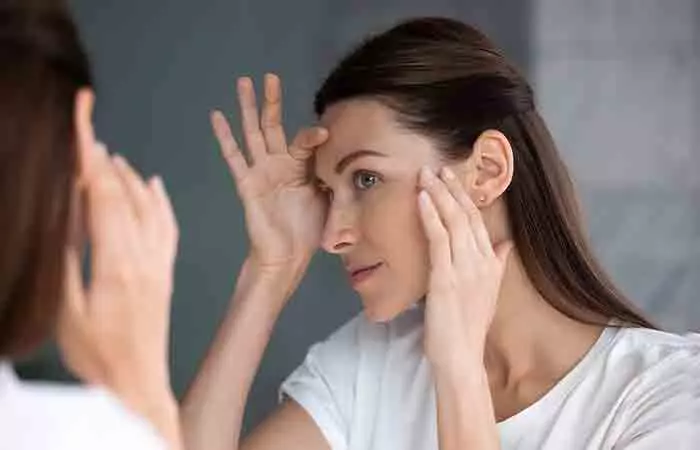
0;361;166;450
281;306;700;450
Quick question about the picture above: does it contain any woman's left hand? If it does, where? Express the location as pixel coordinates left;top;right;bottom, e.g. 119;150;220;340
417;166;513;374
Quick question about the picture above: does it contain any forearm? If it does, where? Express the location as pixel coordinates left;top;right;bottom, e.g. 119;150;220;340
434;361;500;450
181;256;308;450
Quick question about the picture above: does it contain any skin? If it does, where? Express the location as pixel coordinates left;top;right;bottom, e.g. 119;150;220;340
314;98;438;322
56;89;183;449
182;74;604;450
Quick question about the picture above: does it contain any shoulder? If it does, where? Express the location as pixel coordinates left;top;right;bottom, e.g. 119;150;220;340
605;327;700;398
605;328;700;445
610;326;700;370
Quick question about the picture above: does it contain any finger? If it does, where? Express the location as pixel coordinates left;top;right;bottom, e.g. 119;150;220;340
85;144;138;272
288;126;329;160
148;176;179;263
439;167;493;257
211;110;249;184
419;167;476;264
111;154;152;224
418;190;452;273
261;73;287;154
237;77;267;164
61;242;87;323
56;240;89;363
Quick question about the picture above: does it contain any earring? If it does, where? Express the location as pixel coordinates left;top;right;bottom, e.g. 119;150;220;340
478;195;487;204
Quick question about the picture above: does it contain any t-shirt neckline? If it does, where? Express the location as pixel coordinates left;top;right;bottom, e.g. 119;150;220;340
496;326;620;433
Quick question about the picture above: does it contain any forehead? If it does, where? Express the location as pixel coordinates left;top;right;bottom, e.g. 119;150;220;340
314;99;439;176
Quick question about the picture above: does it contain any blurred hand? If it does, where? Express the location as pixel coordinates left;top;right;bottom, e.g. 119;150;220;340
57;88;180;448
58;144;178;394
211;74;329;273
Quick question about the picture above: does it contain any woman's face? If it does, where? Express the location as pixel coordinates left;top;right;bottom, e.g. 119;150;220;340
315;99;444;322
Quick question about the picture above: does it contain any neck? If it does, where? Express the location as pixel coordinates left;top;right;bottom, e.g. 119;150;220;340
482;250;604;391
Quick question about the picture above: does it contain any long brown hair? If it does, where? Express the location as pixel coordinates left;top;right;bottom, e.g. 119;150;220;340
0;0;92;358
314;17;655;329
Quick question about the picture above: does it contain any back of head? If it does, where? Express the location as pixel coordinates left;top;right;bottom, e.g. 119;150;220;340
0;0;92;358
316;17;654;329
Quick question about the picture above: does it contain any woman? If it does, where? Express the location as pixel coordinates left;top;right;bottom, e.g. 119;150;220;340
0;1;182;448
183;17;700;449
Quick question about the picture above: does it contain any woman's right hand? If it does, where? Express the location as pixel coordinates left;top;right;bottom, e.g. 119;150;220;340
211;74;329;272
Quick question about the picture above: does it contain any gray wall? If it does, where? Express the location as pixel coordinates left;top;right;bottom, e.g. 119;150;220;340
532;0;700;332
19;0;531;431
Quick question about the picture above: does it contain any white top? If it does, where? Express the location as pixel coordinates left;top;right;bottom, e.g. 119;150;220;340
0;362;166;450
281;306;700;450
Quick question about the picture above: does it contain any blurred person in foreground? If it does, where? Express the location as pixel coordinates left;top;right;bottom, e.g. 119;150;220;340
0;1;182;448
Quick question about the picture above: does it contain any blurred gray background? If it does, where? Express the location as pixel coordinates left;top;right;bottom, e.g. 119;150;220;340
19;0;698;433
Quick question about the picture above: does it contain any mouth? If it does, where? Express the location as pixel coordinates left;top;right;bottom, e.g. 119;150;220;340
347;262;383;286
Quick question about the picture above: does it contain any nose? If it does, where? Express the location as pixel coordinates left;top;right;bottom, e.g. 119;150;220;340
321;199;359;255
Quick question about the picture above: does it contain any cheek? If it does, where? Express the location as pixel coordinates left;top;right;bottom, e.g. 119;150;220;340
364;186;430;291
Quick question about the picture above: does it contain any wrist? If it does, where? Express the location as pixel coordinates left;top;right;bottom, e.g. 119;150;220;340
429;345;485;381
433;361;490;412
230;254;309;317
245;252;310;282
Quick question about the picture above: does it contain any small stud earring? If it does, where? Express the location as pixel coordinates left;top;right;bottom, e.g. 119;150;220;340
479;195;487;203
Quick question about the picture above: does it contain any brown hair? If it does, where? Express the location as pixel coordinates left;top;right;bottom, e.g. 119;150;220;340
0;0;92;358
315;17;655;329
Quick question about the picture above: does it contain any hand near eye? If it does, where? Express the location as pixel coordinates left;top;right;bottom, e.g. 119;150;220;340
417;166;513;372
211;74;329;273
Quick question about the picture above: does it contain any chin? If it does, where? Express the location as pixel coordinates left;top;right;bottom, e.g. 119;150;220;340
360;294;419;323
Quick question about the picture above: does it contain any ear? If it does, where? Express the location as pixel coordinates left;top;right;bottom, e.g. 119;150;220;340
465;129;514;207
74;88;96;183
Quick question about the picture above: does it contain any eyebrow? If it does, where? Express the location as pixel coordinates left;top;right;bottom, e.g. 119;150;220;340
334;149;387;174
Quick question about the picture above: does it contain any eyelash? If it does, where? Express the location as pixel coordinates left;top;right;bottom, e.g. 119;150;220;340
317;170;382;200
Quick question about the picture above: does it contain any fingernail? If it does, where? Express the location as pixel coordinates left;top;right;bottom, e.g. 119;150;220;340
238;77;252;88
419;166;433;186
418;190;430;205
441;166;455;180
151;175;164;191
315;127;328;139
94;141;107;156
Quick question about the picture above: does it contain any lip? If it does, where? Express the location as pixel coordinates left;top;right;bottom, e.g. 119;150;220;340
347;262;383;286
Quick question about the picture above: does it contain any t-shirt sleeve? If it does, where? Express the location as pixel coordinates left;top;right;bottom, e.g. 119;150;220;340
279;316;362;450
613;337;700;450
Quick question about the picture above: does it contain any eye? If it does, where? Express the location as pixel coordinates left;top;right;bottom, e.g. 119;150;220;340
353;170;380;191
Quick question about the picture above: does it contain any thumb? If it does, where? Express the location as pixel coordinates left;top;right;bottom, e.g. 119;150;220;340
288;126;329;160
56;243;87;350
